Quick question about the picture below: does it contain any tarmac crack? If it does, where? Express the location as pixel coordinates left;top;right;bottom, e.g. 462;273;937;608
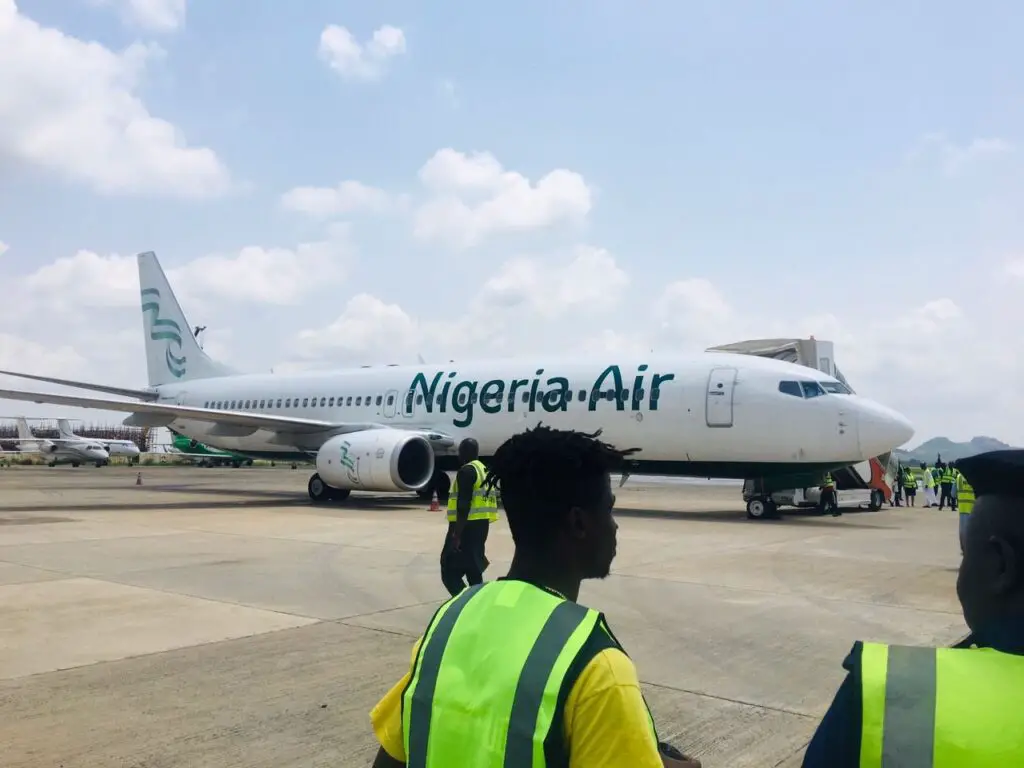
640;678;816;720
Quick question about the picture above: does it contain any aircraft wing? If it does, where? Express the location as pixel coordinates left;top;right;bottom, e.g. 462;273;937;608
0;370;159;400
0;387;454;444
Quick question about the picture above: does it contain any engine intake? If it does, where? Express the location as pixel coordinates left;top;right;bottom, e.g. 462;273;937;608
316;430;434;493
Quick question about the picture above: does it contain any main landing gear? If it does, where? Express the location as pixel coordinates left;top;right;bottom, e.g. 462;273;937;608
745;497;779;520
307;473;351;504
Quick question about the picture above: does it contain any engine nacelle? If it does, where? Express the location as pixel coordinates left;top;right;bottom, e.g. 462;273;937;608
316;430;435;493
41;442;59;454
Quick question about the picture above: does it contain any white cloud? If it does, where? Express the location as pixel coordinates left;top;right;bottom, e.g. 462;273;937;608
92;0;186;31
476;246;628;318
22;250;140;309
0;241;7;256
413;149;593;248
1002;257;1024;279
280;180;395;218
295;294;421;363
908;133;1014;176
318;24;406;81
0;0;229;197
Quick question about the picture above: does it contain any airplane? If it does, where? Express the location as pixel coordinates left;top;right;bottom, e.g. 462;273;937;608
167;431;255;468
57;419;141;462
0;251;914;519
3;417;110;467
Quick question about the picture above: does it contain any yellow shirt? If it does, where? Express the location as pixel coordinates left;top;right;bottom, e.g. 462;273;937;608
371;635;664;767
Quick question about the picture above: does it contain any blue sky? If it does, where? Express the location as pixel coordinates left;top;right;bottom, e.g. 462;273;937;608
0;0;1022;445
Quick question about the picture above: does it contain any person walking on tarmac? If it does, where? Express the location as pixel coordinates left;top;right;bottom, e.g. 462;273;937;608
369;425;701;767
957;463;975;554
801;449;1024;767
439;438;498;597
819;472;840;517
938;461;956;510
902;464;918;507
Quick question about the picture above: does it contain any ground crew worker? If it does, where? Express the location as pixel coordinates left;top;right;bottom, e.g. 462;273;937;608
957;464;975;554
439;438;498;597
938;461;956;510
801;449;1024;767
369;425;701;767
902;465;917;507
819;472;840;517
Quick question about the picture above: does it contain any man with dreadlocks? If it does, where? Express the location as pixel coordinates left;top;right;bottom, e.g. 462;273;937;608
369;425;701;767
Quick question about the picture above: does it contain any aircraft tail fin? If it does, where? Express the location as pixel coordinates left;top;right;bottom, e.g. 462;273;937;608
57;419;75;439
137;251;237;387
15;417;34;442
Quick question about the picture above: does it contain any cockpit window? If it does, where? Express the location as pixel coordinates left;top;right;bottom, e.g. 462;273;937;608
801;381;826;398
778;381;804;398
821;381;852;395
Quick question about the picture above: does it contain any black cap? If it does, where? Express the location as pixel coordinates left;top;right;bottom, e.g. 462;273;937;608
955;450;1024;499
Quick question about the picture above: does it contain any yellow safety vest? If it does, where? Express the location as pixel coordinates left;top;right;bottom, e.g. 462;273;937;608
823;473;835;489
401;580;659;766
941;469;955;484
956;474;975;514
447;459;498;522
859;642;1024;767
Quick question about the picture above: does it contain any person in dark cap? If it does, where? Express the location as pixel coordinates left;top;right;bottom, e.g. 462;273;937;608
801;449;1024;767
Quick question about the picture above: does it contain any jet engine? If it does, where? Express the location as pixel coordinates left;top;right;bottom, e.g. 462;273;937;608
41;443;59;454
315;430;434;493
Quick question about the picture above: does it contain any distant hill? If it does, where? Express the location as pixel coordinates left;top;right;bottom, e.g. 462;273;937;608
895;436;1017;464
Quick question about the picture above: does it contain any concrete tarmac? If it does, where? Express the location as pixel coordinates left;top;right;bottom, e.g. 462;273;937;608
0;466;966;767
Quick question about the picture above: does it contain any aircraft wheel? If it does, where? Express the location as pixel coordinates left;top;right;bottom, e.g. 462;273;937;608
49;461;57;468
746;498;776;520
308;473;331;504
327;487;351;502
71;462;80;468
868;489;884;511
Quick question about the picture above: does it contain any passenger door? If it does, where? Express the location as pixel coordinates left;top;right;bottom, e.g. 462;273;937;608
383;389;399;419
705;368;737;428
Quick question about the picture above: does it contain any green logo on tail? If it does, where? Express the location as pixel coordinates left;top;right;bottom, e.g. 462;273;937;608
141;288;186;379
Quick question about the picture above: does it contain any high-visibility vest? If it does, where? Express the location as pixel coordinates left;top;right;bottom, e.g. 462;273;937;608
956;474;975;514
941;468;955;484
903;471;917;489
823;473;835;489
447;459;498;522
401;580;659;766
859;642;1024;767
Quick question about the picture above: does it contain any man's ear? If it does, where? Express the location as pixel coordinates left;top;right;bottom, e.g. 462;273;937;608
566;506;588;540
991;535;1020;595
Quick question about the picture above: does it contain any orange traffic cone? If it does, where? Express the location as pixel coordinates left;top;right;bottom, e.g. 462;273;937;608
429;491;440;512
136;472;143;486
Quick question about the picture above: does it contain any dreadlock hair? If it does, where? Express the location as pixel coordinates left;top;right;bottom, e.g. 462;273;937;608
485;424;639;551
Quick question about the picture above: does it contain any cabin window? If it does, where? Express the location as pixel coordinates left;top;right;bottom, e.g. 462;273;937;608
285;398;291;407
356;397;362;406
230;400;237;408
578;389;586;402
346;396;353;406
203;401;209;408
328;397;335;406
605;389;615;400
302;398;309;407
317;397;323;407
375;395;382;406
778;381;803;398
365;394;371;403
416;395;423;405
257;400;264;408
437;395;444;406
386;394;395;405
276;399;282;408
521;392;529;403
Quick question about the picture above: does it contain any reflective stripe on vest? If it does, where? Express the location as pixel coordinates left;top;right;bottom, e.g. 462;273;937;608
859;642;1024;767
401;581;656;766
956;477;975;514
447;459;498;522
941;470;954;484
823;473;835;489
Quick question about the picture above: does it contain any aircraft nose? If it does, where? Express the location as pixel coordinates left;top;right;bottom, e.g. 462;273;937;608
857;401;915;456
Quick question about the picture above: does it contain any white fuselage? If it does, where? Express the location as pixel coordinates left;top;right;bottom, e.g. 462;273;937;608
18;439;110;464
149;353;912;474
94;439;141;458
